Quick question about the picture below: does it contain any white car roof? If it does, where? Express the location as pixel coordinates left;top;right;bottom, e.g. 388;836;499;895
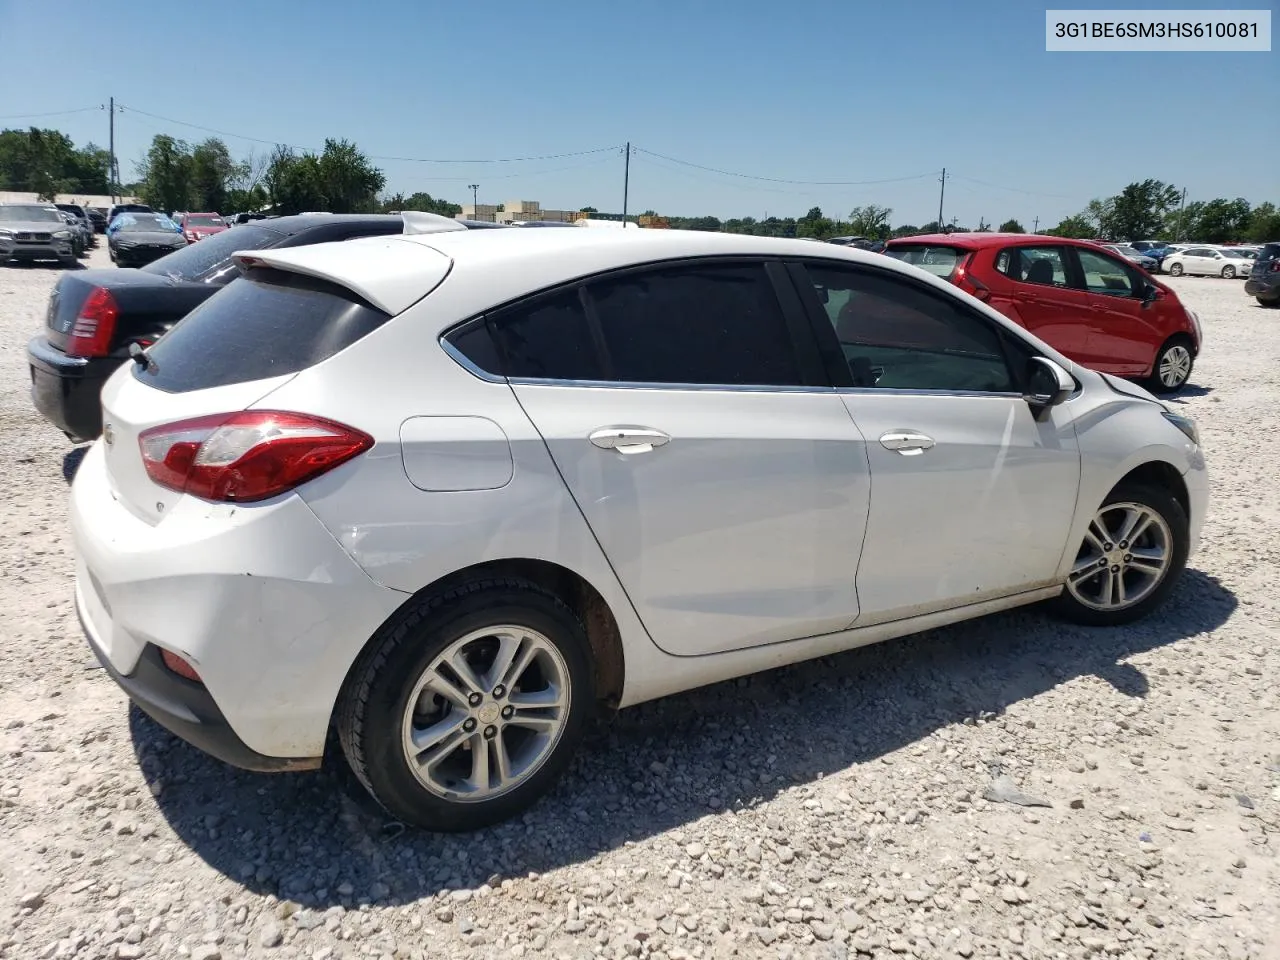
236;227;966;326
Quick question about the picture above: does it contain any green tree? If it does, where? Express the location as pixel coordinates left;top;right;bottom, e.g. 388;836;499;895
847;204;892;239
188;138;237;212
1247;202;1280;243
316;138;385;213
579;206;598;213
891;224;921;238
1162;200;1202;242
264;145;325;214
1191;198;1252;244
385;191;462;217
1099;180;1181;240
136;135;193;213
1045;214;1096;239
998;219;1024;233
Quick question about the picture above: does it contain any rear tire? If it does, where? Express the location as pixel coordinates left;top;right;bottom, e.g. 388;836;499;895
1257;296;1279;308
1222;265;1236;279
1168;263;1184;276
1048;481;1188;627
1146;337;1194;393
336;578;594;831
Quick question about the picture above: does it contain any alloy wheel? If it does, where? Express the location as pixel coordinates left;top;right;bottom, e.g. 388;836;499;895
400;625;570;802
1065;502;1172;612
1158;345;1193;388
1222;266;1235;279
1169;263;1183;276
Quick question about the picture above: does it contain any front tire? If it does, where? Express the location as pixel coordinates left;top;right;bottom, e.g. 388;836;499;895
1147;337;1194;393
1168;263;1184;276
1222;265;1236;279
337;578;594;831
1048;482;1189;627
1258;296;1280;308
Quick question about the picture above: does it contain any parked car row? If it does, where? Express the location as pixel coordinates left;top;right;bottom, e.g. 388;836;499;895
58;222;1206;831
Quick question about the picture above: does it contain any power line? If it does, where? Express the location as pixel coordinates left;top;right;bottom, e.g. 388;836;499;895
0;106;103;121
115;103;620;164
949;173;1072;200
634;147;936;187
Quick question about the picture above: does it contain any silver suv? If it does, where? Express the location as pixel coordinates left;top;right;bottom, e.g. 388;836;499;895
0;203;77;265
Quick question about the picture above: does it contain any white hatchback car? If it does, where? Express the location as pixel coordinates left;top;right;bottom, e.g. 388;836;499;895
71;228;1208;830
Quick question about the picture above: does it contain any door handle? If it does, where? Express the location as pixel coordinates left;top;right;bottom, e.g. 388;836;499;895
879;431;935;456
589;427;671;456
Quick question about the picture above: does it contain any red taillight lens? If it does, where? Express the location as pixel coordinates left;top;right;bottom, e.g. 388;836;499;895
138;411;373;503
953;255;992;302
66;287;119;358
160;649;202;683
1270;261;1280;273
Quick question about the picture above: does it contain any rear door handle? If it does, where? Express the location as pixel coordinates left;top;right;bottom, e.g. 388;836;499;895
879;431;935;455
589;427;671;456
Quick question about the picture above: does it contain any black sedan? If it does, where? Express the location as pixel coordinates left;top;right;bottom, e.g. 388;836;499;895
107;213;189;266
28;213;494;442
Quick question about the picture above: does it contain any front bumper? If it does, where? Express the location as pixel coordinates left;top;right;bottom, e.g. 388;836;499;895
69;441;408;763
27;336;119;442
112;245;184;266
1244;277;1279;299
0;239;74;260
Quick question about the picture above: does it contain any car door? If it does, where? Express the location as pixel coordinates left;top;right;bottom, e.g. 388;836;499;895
1067;246;1161;375
789;260;1081;625
1181;247;1212;275
492;259;871;656
989;244;1103;367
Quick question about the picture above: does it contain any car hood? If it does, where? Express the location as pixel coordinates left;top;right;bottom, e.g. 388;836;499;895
0;219;69;232
115;231;187;244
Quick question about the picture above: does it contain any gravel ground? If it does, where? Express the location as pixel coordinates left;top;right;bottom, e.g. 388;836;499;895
1;248;1277;960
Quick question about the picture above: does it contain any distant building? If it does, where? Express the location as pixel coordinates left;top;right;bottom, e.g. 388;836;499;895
0;191;142;210
457;199;580;225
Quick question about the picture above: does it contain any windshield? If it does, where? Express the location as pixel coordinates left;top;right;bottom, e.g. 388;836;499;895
0;205;63;223
884;244;964;278
1113;246;1142;256
1221;249;1248;258
140;222;284;283
118;214;181;233
185;214;225;227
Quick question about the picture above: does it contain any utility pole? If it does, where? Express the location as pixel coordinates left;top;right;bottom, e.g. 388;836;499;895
621;142;631;228
1033;216;1040;233
937;167;947;231
1176;186;1187;241
108;96;117;203
468;183;479;220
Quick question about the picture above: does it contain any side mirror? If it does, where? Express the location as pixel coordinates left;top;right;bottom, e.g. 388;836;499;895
1140;282;1161;305
1024;356;1074;419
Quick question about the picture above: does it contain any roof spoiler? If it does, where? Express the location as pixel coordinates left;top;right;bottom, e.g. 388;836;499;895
401;211;469;235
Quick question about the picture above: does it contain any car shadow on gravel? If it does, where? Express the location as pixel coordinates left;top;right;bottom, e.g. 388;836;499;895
130;567;1235;908
62;446;87;482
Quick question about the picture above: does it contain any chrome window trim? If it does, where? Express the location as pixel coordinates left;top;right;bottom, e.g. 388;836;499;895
439;337;505;383
836;387;1024;400
509;376;836;395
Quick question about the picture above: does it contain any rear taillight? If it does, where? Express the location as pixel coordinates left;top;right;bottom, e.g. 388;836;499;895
138;411;373;503
953;255;992;302
1270;261;1280;273
66;287;119;358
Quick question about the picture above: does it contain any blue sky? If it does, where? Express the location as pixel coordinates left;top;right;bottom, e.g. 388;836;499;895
2;0;1276;226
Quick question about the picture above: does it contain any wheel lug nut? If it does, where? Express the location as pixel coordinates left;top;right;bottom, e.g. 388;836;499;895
1124;554;1132;563
1098;558;1107;567
492;684;506;699
1103;543;1113;551
483;725;497;739
463;718;477;732
1119;540;1129;549
468;692;483;707
1111;565;1121;573
501;705;514;719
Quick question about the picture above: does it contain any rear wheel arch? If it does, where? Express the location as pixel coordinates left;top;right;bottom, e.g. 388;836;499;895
342;558;626;715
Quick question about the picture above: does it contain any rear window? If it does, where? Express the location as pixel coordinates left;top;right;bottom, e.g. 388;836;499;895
140;223;283;283
885;244;965;279
1259;244;1280;262
135;267;391;393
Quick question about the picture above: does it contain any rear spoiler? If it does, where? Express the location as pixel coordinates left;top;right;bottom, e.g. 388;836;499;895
400;211;468;235
232;237;453;315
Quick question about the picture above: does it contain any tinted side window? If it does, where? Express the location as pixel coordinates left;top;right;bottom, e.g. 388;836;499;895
137;268;391;393
492;290;603;380
996;245;1069;286
1075;248;1139;297
805;265;1015;393
587;263;803;386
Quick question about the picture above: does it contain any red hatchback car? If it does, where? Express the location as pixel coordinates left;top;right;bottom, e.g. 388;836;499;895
885;233;1202;393
178;212;228;243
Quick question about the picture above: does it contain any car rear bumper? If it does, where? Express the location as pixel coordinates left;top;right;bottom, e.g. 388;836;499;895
69;441;408;762
1244;277;1279;298
26;336;118;442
